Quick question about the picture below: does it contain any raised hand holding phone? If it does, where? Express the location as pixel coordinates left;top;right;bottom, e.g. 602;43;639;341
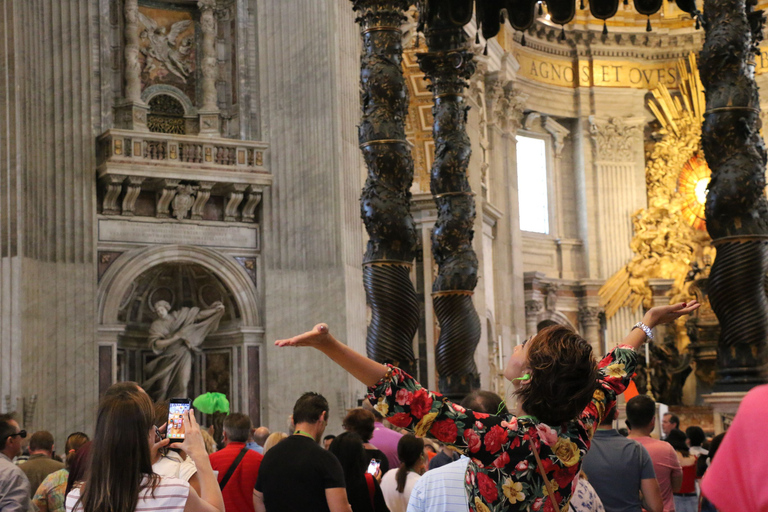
167;398;192;441
169;409;225;512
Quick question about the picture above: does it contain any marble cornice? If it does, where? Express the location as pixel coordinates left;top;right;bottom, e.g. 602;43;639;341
514;20;703;60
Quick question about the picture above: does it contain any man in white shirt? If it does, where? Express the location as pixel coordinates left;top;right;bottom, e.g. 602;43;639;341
0;416;31;512
406;390;503;512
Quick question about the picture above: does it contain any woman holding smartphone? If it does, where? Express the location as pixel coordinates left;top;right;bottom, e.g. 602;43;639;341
276;302;698;512
65;387;224;512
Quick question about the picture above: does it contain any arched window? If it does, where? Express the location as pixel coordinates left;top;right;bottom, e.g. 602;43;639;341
147;94;186;134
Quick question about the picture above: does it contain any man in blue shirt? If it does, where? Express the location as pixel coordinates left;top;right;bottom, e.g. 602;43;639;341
581;409;663;512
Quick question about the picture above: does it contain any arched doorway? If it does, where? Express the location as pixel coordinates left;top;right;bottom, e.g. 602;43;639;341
97;245;263;422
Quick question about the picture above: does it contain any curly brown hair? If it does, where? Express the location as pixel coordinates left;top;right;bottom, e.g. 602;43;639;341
514;325;599;426
342;408;375;442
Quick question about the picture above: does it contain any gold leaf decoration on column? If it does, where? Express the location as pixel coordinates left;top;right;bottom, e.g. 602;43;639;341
600;53;715;320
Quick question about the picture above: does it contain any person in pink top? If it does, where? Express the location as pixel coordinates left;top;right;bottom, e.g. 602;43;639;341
366;404;403;471
627;395;682;512
701;384;768;512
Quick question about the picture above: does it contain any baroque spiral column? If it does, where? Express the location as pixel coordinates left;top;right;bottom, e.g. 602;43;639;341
352;0;420;375
700;0;768;390
419;4;481;398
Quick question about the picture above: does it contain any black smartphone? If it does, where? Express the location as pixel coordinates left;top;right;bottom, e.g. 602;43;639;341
167;398;192;442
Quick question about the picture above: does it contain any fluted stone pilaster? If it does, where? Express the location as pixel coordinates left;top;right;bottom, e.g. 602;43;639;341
0;0;98;443
257;0;366;434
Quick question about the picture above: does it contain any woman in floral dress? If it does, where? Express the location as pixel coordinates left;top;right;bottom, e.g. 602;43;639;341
276;302;698;512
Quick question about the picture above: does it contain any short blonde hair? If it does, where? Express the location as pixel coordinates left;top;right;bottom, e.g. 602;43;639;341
200;430;217;454
263;432;288;454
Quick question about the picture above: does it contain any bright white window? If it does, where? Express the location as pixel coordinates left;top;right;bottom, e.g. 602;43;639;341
516;135;550;234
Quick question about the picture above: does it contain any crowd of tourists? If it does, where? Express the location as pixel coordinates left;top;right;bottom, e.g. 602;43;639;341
0;300;764;512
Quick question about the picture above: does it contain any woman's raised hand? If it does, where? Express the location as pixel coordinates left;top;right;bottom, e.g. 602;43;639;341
643;301;700;328
274;323;332;349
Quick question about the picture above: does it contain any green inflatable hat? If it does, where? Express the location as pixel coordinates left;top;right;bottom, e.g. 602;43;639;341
193;392;230;414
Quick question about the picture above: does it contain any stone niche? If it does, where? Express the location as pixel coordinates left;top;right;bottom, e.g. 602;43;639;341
117;263;240;402
98;246;264;423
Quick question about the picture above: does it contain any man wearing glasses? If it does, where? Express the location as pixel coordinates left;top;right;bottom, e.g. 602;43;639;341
0;415;31;512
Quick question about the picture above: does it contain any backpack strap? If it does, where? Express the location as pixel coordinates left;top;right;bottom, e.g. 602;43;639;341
528;438;567;512
364;472;375;509
219;446;250;491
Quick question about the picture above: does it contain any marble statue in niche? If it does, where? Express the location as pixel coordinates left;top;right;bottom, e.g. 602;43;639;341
142;300;225;401
138;6;197;102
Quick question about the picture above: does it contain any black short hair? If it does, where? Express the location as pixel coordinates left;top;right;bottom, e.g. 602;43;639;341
665;413;680;428
0;420;16;451
665;428;689;456
293;392;329;425
223;413;252;443
626;395;656;430
686;426;706;447
460;390;505;415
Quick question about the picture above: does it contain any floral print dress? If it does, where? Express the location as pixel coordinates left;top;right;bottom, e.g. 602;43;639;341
367;345;637;512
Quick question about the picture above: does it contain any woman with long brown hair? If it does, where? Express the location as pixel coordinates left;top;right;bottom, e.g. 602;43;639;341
276;302;699;512
65;386;224;512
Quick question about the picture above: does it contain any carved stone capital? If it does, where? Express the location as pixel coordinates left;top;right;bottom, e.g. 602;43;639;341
578;306;603;326
589;117;642;161
525;299;544;317
487;80;527;133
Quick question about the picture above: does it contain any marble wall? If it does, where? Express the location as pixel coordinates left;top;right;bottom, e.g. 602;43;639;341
255;0;368;432
0;0;100;443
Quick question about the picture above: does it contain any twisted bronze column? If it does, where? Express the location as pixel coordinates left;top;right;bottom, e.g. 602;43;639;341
700;0;768;390
353;0;420;375
418;5;481;398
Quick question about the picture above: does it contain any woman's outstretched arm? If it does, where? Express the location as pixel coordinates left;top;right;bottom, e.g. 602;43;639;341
275;324;388;387
619;301;700;351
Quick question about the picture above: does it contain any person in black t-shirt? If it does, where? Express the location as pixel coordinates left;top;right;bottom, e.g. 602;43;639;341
254;393;350;512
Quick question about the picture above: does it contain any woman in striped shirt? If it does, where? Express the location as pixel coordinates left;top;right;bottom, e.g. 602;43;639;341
66;387;224;512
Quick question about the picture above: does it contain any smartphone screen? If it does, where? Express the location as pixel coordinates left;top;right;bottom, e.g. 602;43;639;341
366;459;380;475
167;398;192;441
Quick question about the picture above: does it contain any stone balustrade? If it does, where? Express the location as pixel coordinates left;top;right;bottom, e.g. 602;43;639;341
97;129;271;222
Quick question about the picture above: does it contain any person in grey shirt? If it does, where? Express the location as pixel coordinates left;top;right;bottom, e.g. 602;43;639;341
581;409;662;512
0;417;31;512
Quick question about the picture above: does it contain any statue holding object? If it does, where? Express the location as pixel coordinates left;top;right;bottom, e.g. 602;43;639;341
142;300;225;402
